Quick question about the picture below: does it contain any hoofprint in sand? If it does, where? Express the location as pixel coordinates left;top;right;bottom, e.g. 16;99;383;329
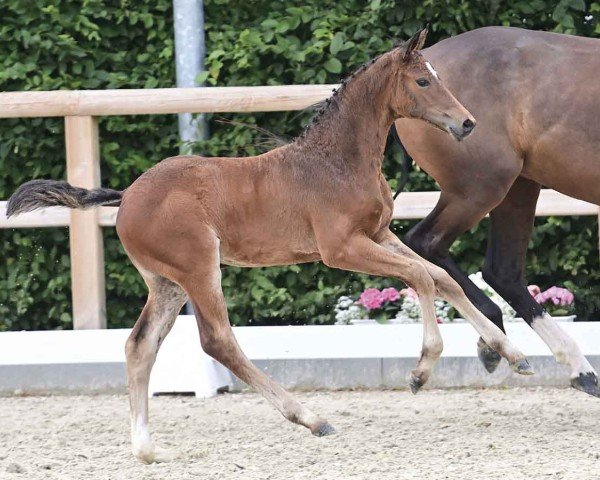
1;388;599;480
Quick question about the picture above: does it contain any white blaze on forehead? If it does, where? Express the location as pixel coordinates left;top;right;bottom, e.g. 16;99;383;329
425;61;439;79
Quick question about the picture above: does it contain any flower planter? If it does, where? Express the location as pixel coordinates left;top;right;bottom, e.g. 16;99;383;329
345;315;576;325
335;275;577;326
349;319;379;325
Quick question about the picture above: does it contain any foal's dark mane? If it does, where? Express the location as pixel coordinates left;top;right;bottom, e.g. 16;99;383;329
298;47;401;141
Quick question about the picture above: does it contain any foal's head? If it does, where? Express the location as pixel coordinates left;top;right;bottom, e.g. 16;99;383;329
391;28;476;140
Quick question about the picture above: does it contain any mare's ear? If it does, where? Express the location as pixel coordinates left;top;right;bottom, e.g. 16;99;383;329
402;26;428;61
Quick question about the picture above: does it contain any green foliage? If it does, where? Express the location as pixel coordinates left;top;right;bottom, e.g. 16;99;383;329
0;0;598;330
0;0;178;330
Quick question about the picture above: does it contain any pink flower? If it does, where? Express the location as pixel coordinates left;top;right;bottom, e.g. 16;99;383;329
528;285;541;297
357;288;385;310
534;286;574;307
400;287;418;300
381;287;401;303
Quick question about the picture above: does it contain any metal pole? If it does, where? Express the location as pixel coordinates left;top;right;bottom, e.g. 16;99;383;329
174;0;208;150
173;0;207;314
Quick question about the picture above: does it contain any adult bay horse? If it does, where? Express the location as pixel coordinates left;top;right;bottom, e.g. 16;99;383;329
395;26;600;397
7;29;533;464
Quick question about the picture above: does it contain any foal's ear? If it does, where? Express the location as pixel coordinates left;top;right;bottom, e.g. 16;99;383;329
402;26;428;61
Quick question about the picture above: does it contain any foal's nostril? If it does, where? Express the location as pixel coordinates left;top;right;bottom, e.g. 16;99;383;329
462;118;475;131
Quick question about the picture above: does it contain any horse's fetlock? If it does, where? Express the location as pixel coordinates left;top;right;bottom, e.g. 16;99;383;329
428;340;444;358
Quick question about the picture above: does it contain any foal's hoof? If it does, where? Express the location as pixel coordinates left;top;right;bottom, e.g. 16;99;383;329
134;445;175;464
510;358;535;376
409;375;425;394
477;337;502;374
571;372;600;398
311;422;336;437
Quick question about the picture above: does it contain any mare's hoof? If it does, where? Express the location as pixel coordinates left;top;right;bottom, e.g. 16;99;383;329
312;422;336;437
571;372;600;398
477;338;502;373
510;358;534;376
409;375;424;394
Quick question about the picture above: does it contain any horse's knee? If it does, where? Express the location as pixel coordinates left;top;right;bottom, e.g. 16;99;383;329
430;266;463;299
409;262;435;297
432;265;504;328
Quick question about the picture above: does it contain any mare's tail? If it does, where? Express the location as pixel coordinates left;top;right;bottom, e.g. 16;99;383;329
6;179;122;217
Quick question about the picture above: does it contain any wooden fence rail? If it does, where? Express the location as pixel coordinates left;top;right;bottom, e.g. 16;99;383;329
1;86;598;329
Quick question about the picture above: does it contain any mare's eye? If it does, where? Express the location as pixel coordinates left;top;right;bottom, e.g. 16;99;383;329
416;78;430;88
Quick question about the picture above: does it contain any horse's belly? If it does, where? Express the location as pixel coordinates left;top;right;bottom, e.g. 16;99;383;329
219;248;321;267
218;228;321;267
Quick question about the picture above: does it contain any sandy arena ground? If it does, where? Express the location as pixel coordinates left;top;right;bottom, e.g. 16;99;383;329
1;388;599;480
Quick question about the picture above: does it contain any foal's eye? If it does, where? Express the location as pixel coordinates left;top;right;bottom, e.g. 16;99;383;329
416;78;430;88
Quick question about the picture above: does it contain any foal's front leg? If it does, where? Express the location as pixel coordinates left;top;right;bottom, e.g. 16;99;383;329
378;230;534;376
321;233;532;391
408;289;444;393
320;233;443;390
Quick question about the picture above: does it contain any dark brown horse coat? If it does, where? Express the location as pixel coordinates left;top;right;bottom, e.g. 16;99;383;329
395;26;600;396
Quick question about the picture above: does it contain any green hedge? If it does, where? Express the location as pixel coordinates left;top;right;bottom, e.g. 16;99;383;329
1;0;598;330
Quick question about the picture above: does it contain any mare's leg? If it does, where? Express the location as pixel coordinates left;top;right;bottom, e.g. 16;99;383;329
125;274;187;464
404;191;509;373
320;234;532;391
180;234;334;436
483;177;599;397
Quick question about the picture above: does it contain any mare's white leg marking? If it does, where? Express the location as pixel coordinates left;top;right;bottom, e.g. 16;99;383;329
531;314;595;378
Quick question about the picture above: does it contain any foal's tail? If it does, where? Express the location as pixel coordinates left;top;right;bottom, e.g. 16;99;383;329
6;179;122;218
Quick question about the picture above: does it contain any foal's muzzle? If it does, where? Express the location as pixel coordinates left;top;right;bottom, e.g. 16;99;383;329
448;116;476;141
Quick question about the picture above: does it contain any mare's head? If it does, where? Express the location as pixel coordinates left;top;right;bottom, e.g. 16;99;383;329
390;28;475;140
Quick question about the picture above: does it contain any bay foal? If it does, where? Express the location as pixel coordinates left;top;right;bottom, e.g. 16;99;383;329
7;29;532;464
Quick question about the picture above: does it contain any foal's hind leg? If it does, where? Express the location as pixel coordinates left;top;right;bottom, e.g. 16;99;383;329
179;238;334;436
125;274;187;464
